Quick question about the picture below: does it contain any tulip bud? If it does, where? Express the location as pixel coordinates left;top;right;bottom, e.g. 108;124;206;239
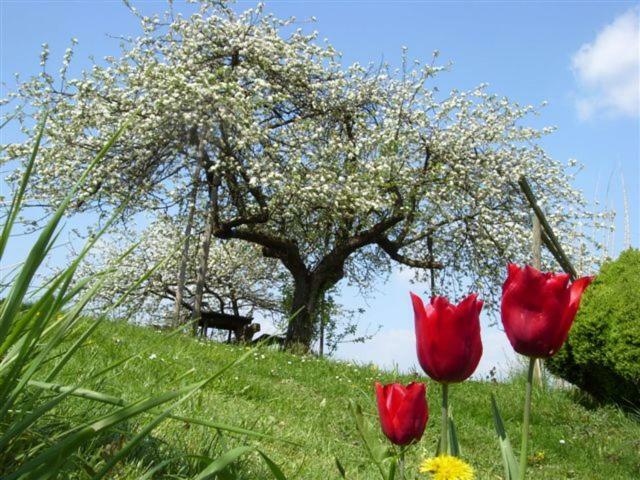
411;293;483;383
501;263;594;358
375;382;428;446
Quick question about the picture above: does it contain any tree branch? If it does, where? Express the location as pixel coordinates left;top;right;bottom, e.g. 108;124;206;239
377;237;443;269
215;226;308;278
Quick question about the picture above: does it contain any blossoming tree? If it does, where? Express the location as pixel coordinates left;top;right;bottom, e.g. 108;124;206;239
2;1;601;348
78;215;286;335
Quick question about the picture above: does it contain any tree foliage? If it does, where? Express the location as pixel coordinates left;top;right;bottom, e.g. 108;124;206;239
2;1;604;347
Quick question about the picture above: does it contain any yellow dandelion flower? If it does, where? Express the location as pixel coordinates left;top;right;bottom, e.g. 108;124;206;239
419;455;475;480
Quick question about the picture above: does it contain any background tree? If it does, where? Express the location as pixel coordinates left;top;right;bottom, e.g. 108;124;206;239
279;284;374;355
2;1;604;349
78;215;286;336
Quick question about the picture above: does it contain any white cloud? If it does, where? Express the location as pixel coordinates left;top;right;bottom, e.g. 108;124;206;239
572;7;639;119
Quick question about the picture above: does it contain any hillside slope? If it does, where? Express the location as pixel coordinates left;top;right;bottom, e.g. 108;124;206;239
57;321;640;479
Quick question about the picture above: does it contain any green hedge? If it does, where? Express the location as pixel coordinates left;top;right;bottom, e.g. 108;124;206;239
547;249;640;409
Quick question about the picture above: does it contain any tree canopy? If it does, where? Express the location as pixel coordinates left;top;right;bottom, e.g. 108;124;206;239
1;1;603;348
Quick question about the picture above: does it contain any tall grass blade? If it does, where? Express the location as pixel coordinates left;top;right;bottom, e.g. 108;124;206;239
193;446;253;480
257;450;288;480
448;413;461;457
0;112;47;260
7;384;197;480
0;120;128;347
28;378;297;444
350;400;391;480
490;394;519;480
138;459;174;480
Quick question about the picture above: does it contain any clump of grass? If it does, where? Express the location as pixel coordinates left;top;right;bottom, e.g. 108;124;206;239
0;115;289;479
57;319;640;479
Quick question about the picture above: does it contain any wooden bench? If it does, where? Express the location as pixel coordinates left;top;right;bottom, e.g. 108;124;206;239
198;311;260;342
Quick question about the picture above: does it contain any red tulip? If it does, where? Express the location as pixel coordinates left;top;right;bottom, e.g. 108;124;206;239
410;293;483;383
375;382;428;446
501;263;594;358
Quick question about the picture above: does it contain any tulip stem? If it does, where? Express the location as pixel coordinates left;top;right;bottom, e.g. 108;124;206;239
440;383;449;456
519;357;535;480
398;447;406;480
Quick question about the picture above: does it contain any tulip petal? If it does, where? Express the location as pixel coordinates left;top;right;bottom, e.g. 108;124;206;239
375;382;396;443
569;276;595;308
393;382;427;445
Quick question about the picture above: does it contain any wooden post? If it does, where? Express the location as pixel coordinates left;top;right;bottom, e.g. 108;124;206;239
518;177;576;280
520;176;579;389
192;139;216;337
532;214;542;268
531;214;544;387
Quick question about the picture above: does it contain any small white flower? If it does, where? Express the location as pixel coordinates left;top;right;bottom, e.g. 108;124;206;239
148;353;157;360
559;439;566;445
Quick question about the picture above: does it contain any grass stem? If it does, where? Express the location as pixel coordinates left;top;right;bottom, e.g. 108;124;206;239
519;357;535;479
441;382;449;456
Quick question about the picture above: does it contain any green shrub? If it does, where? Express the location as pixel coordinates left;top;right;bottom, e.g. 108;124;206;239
547;248;640;408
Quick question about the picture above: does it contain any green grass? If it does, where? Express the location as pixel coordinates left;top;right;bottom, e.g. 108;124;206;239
53;320;640;479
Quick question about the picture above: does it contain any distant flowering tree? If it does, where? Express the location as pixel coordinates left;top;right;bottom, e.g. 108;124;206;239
2;1;603;349
78;215;286;330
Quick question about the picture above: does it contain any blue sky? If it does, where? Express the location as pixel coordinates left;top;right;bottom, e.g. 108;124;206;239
1;1;639;377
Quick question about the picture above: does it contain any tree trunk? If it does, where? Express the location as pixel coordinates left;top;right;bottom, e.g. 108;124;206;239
285;276;322;349
192;137;215;336
192;206;214;336
174;171;199;327
318;291;325;358
427;234;436;295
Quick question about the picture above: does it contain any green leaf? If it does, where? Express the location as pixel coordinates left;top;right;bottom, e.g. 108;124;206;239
257;450;288;480
335;457;347;478
490;394;520;480
448;411;461;457
0;119;127;347
193;446;253;480
349;400;390;480
386;457;397;480
138;459;173;480
7;386;193;480
0;111;47;260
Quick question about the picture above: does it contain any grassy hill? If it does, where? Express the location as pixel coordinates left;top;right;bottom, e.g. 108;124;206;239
55;320;640;479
